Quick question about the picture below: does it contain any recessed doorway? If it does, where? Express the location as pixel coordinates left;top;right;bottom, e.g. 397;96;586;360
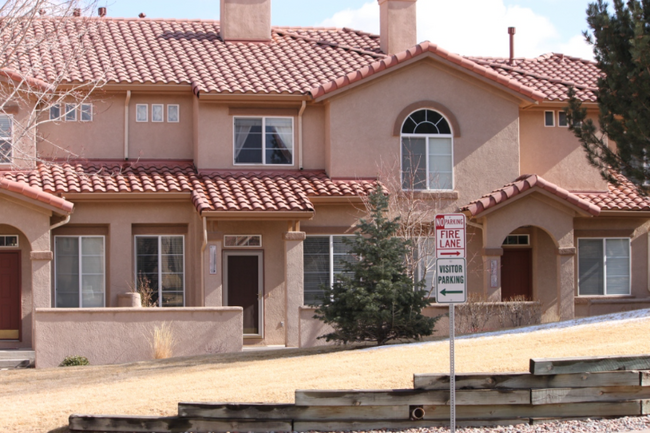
223;251;263;337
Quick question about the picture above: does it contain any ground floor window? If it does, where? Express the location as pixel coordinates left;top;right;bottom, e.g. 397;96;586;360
578;238;630;296
303;235;353;305
55;236;105;308
135;235;185;307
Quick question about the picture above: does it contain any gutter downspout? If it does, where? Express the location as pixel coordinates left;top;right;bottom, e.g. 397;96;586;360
124;90;131;161
201;216;208;306
298;100;306;170
50;214;71;230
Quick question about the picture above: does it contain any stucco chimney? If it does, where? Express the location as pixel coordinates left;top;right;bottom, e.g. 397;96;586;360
220;0;271;42
378;0;417;55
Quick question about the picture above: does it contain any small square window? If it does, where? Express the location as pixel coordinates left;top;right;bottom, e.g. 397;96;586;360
152;104;164;122
167;104;179;122
49;104;61;120
65;104;76;121
544;111;555;127
558;111;568;127
80;103;92;122
136;104;148;122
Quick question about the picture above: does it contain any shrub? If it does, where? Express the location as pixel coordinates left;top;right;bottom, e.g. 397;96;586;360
59;355;89;367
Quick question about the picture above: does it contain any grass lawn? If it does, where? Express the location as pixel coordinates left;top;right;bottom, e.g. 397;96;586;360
1;315;649;433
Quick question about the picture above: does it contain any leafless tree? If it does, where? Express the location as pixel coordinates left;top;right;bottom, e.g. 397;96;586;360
0;0;104;168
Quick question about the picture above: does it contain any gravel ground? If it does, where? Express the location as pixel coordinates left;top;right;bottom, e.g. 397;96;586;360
305;416;650;433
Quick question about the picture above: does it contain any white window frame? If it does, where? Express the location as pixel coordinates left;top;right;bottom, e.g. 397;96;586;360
49;104;61;120
54;235;106;308
544;110;555;127
167;104;180;123
400;110;454;191
223;235;262;248
136;104;148;122
233;116;294;166
65;103;77;122
0;114;12;165
134;235;185;307
557;111;568;127
0;235;19;248
80;103;93;122
303;235;354;305
151;104;164;123
577;237;631;296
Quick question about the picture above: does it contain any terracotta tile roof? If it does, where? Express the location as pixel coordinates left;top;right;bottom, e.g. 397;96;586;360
193;171;377;213
462;174;601;217
2;17;598;101
0;177;73;214
0;161;377;215
467;53;600;102
310;41;547;101
2;18;383;96
575;171;650;211
2;161;200;194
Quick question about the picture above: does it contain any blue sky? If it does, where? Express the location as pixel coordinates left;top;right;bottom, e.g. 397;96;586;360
101;0;595;59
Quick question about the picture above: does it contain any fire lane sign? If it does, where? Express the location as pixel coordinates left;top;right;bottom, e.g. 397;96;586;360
435;213;466;259
435;258;467;304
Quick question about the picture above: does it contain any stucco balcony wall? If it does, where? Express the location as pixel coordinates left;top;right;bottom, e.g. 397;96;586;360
33;307;243;368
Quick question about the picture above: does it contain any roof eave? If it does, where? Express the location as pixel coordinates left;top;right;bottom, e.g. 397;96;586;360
201;210;314;220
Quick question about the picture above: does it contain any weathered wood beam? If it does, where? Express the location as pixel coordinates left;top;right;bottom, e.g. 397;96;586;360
420;400;646;420
292;418;528;432
68;415;292;433
294;388;530;406
531;386;650;405
178;402;409;420
530;355;650;375
414;371;646;390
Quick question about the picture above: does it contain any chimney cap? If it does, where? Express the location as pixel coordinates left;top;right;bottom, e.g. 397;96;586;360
138;12;146;18
73;8;81;17
508;27;516;35
98;7;106;17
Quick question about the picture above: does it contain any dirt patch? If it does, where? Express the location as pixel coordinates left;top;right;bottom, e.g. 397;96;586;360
2;317;650;433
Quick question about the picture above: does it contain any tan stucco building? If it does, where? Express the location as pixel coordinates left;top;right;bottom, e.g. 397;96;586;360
1;0;648;367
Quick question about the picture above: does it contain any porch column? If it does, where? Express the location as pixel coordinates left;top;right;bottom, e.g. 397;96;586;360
284;231;305;347
482;248;503;301
557;247;576;320
30;251;53;309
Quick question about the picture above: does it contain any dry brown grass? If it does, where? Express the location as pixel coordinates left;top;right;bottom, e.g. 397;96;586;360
151;322;175;359
2;316;650;433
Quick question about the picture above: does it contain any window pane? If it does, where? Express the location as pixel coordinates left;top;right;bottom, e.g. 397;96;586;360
234;118;262;163
605;239;630;294
402;137;426;189
545;111;554;126
136;105;147;122
161;273;183;291
65;104;76;121
265;118;293;164
152;104;163;122
162;292;183;307
304;237;330;305
80;104;92;121
56;237;79;307
82;237;103;255
167;105;179;122
558;111;567;127
0;139;11;163
162;254;183;273
578;239;604;295
161;236;183;255
49;104;61;120
413;121;439;134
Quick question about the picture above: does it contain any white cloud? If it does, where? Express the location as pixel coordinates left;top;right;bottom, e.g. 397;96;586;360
318;0;594;60
558;34;594;61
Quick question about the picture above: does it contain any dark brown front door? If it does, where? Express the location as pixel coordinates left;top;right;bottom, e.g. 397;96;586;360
501;248;532;301
226;253;262;335
0;251;20;340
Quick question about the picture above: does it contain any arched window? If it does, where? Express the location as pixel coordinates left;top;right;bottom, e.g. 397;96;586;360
401;109;453;190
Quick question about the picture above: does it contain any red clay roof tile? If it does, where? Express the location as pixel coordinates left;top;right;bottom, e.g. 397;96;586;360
462;174;601;217
1;17;597;102
0;177;73;213
0;161;378;216
575;171;650;211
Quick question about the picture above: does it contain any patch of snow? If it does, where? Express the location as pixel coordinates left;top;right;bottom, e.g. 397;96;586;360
362;308;650;351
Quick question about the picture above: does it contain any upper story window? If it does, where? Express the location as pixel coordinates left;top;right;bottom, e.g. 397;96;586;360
50;103;93;122
0;115;12;164
234;117;293;165
65;103;77;121
401;109;453;190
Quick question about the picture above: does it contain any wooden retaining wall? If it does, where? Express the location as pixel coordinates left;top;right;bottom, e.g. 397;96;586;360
69;354;650;433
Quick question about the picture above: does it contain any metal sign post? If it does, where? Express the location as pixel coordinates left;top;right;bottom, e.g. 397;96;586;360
434;213;467;433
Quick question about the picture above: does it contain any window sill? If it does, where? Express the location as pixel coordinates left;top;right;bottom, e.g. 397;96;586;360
404;190;459;200
575;295;634;304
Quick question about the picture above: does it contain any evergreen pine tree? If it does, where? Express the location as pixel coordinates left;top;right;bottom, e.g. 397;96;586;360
566;0;650;191
313;185;438;346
